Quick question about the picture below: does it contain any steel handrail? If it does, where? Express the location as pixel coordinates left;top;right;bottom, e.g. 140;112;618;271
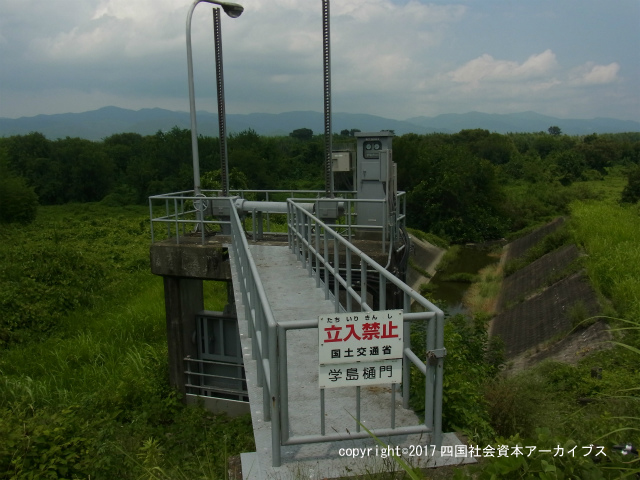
287;199;442;310
286;199;445;452
227;198;282;466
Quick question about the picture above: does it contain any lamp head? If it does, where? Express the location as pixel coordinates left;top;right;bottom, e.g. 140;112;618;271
220;2;243;18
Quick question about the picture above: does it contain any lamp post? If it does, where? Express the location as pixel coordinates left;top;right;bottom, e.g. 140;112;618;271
186;0;243;198
322;0;333;198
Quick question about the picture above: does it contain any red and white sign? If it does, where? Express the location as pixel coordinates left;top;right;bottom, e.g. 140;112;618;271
318;309;403;388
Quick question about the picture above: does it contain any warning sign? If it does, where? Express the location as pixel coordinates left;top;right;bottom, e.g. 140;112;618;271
318;309;403;388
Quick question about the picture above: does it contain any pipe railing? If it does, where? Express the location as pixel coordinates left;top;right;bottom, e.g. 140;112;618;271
184;357;248;399
227;198;282;465
149;189;406;248
286;198;445;448
150;190;430;468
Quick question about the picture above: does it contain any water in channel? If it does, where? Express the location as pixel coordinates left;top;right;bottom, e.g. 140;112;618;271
426;245;499;317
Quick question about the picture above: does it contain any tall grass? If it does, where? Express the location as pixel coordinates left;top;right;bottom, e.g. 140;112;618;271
463;263;502;315
0;204;254;479
570;201;640;321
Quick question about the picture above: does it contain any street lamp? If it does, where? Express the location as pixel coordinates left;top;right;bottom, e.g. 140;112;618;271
186;0;243;198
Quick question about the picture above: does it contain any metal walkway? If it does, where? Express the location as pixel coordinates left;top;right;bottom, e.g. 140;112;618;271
230;244;470;480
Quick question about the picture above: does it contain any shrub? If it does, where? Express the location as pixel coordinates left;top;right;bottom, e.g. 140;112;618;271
484;374;549;438
410;314;500;442
460;429;611;480
0;176;38;225
620;165;640;204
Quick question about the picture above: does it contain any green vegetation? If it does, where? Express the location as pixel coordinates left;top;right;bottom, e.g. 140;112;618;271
444;200;640;478
440;273;479;283
620;165;640;203
1;126;638;477
396;129;637;242
0;151;38;225
411;313;502;441
406;228;449;249
406;144;507;242
434;245;462;274
571;201;640;322
3;128;637;244
0;129;326;207
0;205;254;478
409;257;432;279
503;225;572;276
0;204;151;346
463;263;503;314
0;176;38;225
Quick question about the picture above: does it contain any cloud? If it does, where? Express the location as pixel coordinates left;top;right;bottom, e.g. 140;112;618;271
28;0;184;62
570;62;620;86
436;50;623;117
450;49;558;85
398;49;628;121
0;0;637;121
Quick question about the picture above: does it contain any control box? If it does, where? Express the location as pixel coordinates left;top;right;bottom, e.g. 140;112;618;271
354;131;396;233
331;151;351;172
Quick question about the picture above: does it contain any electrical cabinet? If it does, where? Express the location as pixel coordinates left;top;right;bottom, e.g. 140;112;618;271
354;132;395;231
332;151;351;172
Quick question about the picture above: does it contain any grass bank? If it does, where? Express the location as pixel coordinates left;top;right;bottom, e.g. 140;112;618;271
0;204;254;479
433;193;640;478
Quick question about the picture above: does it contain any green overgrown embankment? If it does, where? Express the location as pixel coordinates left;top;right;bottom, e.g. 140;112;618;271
571;201;640;322
409;173;639;478
0;204;254;479
456;200;639;478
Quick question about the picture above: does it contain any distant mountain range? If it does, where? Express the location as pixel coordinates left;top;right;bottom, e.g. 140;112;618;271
1;107;638;141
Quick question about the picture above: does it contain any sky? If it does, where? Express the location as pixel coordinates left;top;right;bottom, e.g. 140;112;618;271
1;0;639;121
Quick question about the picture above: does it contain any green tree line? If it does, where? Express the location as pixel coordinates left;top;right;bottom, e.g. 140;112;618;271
1;128;639;241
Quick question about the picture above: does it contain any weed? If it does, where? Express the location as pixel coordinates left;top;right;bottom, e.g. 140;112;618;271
419;283;437;296
463;263;503;315
568;300;595;329
484;374;550;439
436;245;461;274
440;273;479;283
0;204;256;478
407;227;449;249
411;314;499;443
409;257;432;279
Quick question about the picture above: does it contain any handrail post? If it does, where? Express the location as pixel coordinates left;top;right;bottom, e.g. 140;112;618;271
425;300;436;432
270;323;281;466
360;259;367;311
403;292;411;409
323;226;329;300
315;221;321;287
333;239;340;313
307;214;312;276
434;310;445;447
287;201;292;248
346;249;352;311
279;324;290;443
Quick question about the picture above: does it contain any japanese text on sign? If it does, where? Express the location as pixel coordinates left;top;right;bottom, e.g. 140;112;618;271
318;310;403;365
318;359;402;388
318;310;403;388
